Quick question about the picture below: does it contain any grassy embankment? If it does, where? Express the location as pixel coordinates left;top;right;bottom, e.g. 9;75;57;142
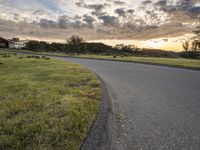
0;52;100;149
77;54;200;69
1;49;200;70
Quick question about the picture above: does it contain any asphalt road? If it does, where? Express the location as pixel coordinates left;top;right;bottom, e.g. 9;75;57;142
61;57;200;150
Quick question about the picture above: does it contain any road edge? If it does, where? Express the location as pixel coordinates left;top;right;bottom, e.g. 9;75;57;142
51;56;114;150
80;74;114;150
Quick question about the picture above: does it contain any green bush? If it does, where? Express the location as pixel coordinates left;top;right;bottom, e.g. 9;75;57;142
179;51;200;59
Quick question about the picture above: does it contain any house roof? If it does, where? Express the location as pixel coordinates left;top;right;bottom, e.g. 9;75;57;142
0;37;14;43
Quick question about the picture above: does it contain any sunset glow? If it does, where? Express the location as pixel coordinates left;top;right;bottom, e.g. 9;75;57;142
0;0;199;51
88;34;194;51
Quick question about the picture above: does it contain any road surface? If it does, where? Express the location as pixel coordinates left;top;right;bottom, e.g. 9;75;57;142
61;57;200;150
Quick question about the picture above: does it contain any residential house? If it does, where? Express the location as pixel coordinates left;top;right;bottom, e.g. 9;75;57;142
0;37;14;48
0;37;27;49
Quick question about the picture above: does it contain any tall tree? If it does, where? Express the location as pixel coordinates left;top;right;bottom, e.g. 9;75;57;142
192;18;200;51
67;35;84;45
182;40;190;51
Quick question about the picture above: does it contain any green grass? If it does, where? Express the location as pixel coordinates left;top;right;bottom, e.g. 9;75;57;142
0;53;100;150
76;54;200;69
1;49;200;69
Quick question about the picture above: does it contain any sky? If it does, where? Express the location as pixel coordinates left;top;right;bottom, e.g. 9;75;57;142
0;0;200;51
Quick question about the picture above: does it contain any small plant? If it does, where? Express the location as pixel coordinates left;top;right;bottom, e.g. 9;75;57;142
27;55;33;58
88;80;99;88
45;57;50;60
41;56;47;59
113;55;117;58
0;62;3;65
3;53;11;57
19;57;23;59
35;56;40;59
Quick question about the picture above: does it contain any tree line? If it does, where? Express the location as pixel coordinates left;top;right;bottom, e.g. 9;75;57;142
25;35;138;55
181;18;200;58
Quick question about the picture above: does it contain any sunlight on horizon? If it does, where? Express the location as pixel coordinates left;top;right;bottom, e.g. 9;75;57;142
19;34;194;52
88;34;193;52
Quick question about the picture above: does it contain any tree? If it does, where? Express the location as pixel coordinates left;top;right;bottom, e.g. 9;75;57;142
67;35;84;45
182;40;190;51
192;18;200;51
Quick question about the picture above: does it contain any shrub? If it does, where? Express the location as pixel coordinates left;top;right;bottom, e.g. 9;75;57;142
179;51;200;59
41;56;47;59
27;55;33;58
3;54;11;57
35;56;40;59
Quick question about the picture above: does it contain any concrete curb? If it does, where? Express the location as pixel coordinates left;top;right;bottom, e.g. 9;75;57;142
80;75;113;150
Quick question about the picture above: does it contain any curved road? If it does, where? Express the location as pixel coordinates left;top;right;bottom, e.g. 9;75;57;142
61;57;200;150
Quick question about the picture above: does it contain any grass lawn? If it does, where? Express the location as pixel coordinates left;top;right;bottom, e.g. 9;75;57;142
0;52;100;150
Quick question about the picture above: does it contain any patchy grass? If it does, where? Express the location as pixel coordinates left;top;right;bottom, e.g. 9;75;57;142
0;53;100;150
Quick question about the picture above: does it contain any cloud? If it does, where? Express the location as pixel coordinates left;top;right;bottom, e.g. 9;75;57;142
75;0;108;17
98;15;118;26
155;0;167;6
0;0;61;12
83;15;96;26
115;8;126;16
58;15;70;28
39;19;57;28
0;0;199;42
127;9;135;14
113;1;126;5
187;6;200;15
141;0;152;5
154;0;200;17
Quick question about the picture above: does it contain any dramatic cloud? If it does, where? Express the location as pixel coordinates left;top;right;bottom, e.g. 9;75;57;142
0;0;199;42
154;0;200;18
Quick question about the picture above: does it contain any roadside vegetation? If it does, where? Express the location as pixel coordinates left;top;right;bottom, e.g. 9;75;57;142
1;49;200;70
25;37;182;58
72;55;200;69
181;18;200;59
0;52;100;149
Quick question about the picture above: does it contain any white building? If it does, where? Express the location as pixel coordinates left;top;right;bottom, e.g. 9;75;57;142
8;38;27;49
